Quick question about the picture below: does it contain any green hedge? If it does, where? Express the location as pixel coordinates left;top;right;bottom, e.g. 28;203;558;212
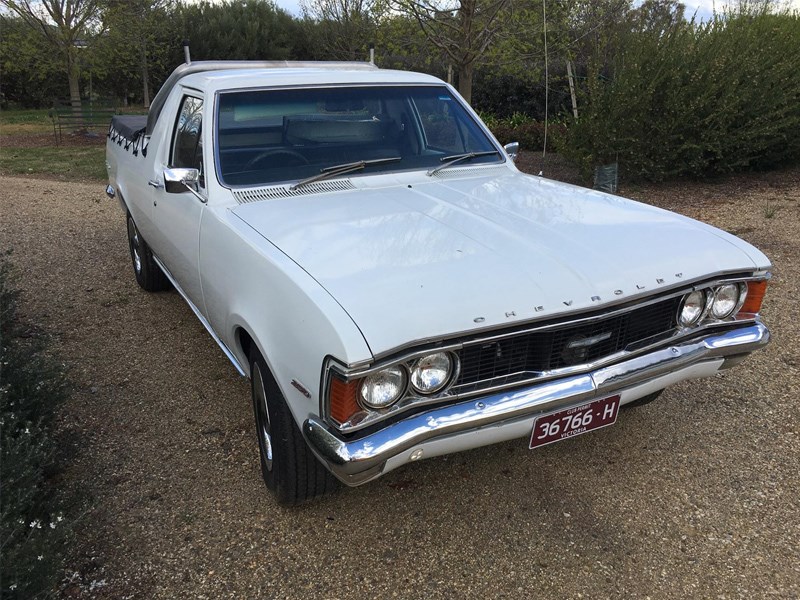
484;112;567;152
563;9;800;180
1;253;73;598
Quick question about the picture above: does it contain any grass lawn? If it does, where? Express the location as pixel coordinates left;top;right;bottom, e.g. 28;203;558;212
0;145;106;181
0;108;52;135
1;108;107;181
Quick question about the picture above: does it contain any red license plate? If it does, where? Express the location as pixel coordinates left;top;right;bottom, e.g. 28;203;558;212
529;395;620;449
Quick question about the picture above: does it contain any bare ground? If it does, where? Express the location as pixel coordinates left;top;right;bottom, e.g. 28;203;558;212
0;167;798;599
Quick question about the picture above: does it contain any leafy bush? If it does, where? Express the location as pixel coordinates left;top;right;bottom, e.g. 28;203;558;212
472;70;571;120
1;253;73;598
486;114;567;152
563;8;800;180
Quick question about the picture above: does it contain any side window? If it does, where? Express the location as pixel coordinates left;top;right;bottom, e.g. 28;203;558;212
171;96;204;177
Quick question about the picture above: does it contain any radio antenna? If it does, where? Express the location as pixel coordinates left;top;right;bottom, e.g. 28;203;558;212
539;0;548;177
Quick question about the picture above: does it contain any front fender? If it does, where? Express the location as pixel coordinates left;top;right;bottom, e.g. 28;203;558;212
199;205;372;425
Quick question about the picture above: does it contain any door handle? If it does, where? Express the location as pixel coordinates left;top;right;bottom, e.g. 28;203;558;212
148;179;163;189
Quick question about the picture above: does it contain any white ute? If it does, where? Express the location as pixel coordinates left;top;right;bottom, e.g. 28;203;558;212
106;61;771;505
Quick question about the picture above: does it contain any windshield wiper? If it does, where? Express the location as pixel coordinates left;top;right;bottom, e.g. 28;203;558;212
427;150;501;176
290;157;401;191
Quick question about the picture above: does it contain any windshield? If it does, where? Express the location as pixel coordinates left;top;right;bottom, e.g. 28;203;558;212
215;85;502;187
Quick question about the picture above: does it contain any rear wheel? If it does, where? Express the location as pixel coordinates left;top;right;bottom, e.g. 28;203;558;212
127;215;169;292
249;347;339;505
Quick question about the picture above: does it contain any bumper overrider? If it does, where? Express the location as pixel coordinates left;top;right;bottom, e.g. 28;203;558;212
303;322;769;486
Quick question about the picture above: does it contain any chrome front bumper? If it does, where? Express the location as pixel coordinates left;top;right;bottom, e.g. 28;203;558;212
303;322;769;486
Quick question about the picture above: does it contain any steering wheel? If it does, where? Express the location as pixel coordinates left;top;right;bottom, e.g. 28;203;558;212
245;149;309;170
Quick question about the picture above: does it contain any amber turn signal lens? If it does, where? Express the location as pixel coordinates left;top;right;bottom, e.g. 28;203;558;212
329;376;361;425
739;280;768;315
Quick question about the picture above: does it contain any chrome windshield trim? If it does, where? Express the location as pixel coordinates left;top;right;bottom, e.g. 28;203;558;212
212;83;506;191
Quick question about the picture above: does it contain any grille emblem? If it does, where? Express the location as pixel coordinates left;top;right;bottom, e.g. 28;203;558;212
562;331;612;365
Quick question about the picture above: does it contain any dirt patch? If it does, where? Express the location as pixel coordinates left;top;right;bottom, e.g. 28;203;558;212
0;167;798;599
2;132;106;148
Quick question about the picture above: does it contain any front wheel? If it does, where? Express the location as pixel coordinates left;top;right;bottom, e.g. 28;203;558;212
250;347;339;505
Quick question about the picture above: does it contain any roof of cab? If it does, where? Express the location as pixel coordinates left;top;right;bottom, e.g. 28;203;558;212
146;61;445;135
183;66;442;90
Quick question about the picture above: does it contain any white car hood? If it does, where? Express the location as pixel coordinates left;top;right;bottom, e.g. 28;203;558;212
232;170;770;357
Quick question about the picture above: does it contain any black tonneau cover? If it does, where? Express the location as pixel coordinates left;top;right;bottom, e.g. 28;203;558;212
110;115;147;140
108;114;149;156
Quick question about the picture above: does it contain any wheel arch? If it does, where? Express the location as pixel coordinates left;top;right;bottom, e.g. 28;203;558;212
114;184;132;215
233;324;279;385
236;325;255;378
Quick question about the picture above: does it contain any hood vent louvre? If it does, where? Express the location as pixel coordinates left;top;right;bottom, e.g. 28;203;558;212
233;179;356;203
431;166;508;179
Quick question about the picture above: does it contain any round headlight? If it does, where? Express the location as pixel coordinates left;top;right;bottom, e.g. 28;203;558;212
410;352;453;394
359;366;407;409
711;283;740;319
679;290;707;326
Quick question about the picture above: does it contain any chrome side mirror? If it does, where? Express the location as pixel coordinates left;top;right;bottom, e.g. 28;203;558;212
504;142;519;163
164;167;200;194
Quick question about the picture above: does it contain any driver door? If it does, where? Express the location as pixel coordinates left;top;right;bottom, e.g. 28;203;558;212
148;94;207;311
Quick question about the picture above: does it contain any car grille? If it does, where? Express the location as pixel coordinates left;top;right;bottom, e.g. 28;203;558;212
453;296;682;392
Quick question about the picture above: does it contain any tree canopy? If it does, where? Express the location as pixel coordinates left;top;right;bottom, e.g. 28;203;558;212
2;0;798;179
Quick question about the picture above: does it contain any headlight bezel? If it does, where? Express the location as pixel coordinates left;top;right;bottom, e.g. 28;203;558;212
710;282;745;319
325;348;461;429
409;352;456;395
678;289;709;327
679;279;759;329
358;365;408;409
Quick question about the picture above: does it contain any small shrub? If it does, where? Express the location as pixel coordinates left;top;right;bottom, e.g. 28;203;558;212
488;116;567;152
477;111;498;129
1;252;73;598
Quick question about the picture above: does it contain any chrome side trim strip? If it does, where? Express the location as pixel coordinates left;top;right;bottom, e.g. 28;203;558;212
152;256;246;377
304;322;769;486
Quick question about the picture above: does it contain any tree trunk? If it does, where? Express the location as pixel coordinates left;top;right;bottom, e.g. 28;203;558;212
141;37;151;108
457;62;473;105
67;55;84;132
67;55;82;113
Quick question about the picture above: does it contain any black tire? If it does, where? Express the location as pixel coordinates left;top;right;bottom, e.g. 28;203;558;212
624;389;664;409
250;346;339;505
127;214;169;292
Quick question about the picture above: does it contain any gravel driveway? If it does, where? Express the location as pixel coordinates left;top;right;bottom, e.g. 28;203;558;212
1;170;798;599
